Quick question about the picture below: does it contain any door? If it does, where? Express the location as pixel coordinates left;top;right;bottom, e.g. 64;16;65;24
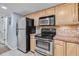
74;4;79;24
30;39;35;52
45;8;55;16
18;30;26;52
54;40;66;56
67;42;77;56
30;34;36;52
76;44;79;56
55;3;75;25
54;44;65;56
38;10;46;17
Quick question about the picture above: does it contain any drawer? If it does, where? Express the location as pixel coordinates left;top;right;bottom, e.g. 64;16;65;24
54;40;65;46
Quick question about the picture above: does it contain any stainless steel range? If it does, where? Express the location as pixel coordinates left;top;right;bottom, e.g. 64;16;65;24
35;28;56;56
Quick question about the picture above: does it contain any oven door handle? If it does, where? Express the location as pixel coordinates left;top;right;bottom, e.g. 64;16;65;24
36;40;51;43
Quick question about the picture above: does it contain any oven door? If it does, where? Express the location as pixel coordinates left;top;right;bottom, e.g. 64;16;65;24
36;40;50;51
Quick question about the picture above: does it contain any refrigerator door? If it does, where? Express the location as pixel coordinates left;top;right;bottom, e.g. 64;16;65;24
18;29;26;52
18;17;26;29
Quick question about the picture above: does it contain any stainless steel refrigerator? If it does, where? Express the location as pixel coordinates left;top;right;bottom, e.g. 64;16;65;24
17;17;31;53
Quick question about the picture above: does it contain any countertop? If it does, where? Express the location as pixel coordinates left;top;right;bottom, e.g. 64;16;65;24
54;35;79;44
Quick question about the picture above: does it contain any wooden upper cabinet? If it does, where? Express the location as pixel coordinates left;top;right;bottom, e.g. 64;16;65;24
75;43;79;56
33;13;39;26
45;7;55;16
27;14;36;19
77;44;79;56
38;10;46;17
74;4;79;24
55;3;77;25
34;10;46;26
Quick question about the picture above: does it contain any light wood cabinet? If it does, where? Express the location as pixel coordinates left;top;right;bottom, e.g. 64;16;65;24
54;44;65;56
34;10;46;26
54;39;79;56
55;3;78;25
66;42;79;56
45;8;55;16
38;10;46;17
30;34;36;52
77;44;79;56
67;42;77;56
54;40;66;56
74;3;79;24
26;3;79;26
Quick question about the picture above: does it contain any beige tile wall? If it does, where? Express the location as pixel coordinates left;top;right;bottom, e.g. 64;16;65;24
56;26;77;37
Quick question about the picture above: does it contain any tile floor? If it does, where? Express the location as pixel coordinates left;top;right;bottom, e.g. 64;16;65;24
0;44;10;54
0;49;43;56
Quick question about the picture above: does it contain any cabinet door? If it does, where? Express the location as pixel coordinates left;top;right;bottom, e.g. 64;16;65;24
55;3;75;25
67;42;77;56
30;34;36;52
30;39;36;52
54;44;65;56
54;40;66;56
45;8;55;16
38;10;46;17
77;44;79;56
74;4;79;24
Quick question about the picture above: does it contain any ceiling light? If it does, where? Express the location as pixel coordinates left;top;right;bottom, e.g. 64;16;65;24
1;6;7;10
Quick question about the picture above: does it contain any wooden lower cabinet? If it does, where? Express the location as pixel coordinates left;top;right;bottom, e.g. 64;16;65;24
66;42;77;56
30;34;36;52
54;44;65;56
77;44;79;56
54;40;66;56
54;40;79;56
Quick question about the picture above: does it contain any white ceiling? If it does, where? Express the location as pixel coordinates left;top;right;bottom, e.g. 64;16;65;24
0;3;60;16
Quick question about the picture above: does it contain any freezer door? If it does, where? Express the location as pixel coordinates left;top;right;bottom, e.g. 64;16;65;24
18;30;26;52
18;17;26;29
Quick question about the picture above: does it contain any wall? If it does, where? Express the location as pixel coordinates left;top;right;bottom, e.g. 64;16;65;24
0;16;5;43
0;16;11;45
4;17;8;45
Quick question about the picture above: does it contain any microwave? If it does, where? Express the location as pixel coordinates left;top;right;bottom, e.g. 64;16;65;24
39;15;55;26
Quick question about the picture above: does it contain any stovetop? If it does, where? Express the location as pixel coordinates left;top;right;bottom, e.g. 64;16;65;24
35;34;54;39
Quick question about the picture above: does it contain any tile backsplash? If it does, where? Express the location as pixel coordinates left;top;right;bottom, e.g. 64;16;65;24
36;25;79;38
56;26;78;37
